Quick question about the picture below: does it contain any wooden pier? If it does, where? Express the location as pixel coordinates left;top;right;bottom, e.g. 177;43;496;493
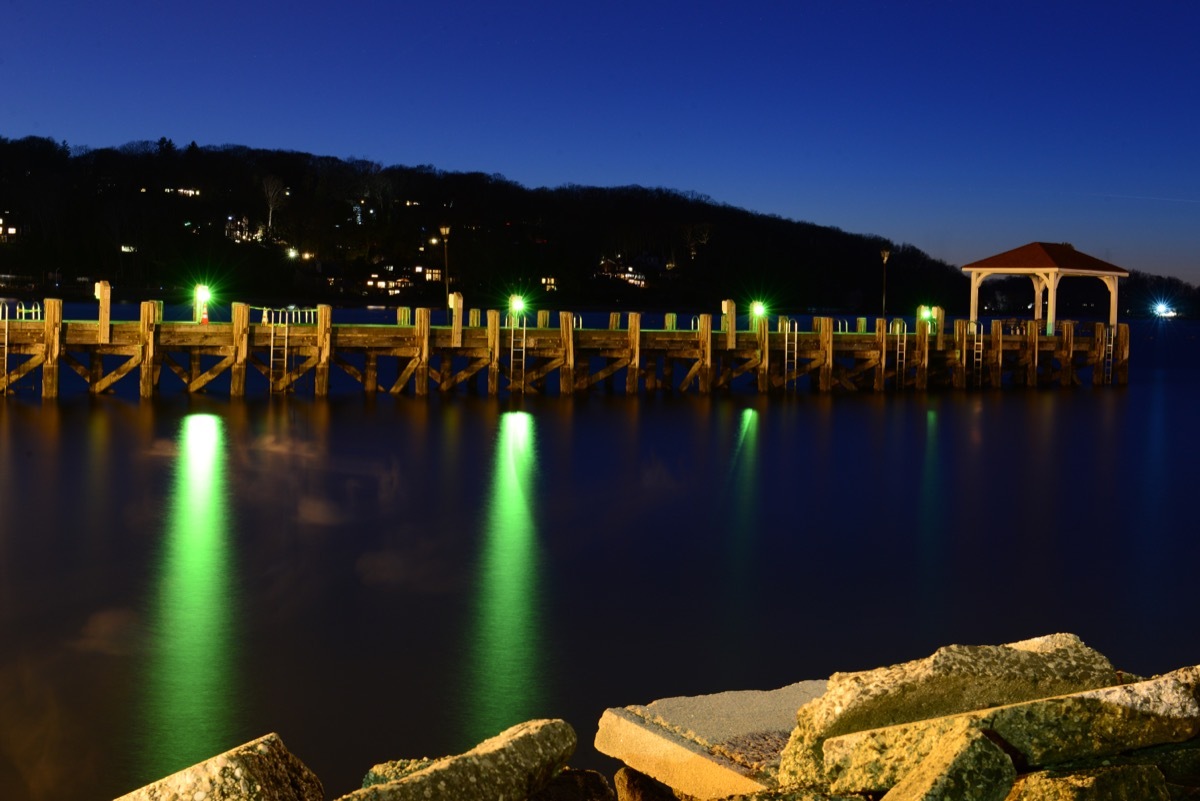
1;287;1130;399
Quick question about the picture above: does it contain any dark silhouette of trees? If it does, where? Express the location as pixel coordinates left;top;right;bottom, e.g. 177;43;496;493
6;134;1185;315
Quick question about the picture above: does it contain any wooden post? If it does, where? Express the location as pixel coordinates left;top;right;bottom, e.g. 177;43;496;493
364;353;378;393
397;307;412;326
664;313;677;331
487;309;501;395
559;311;575;395
139;300;158;398
230;302;249;397
96;280;111;345
1058;320;1075;387
626;312;641;394
1091;323;1106;387
315;304;332;397
721;299;736;350
817;316;833;392
415;308;430;396
990;319;1004;388
756;313;770;393
1025;321;1040;387
915;319;930;390
953;319;967;390
469;308;481;327
1116;323;1130;384
451;293;464;347
934;307;946;352
537;309;550;329
42;298;62;399
873;317;887;392
856;317;868;334
698;313;713;393
608;312;621;330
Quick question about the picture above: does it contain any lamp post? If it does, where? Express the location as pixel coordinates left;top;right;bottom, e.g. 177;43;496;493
881;249;890;320
439;225;451;309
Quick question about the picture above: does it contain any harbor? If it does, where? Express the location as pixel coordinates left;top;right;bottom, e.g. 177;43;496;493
1;283;1129;399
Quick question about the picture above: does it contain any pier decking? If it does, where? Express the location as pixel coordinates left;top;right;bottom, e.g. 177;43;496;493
1;291;1129;399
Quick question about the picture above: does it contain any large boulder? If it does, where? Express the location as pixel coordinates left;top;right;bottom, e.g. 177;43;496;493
596;681;827;799
1002;765;1171;800
878;719;1014;801
114;732;323;801
338;718;576;801
778;634;1120;789
821;667;1200;795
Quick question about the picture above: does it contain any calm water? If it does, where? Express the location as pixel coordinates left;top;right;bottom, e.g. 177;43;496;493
1;314;1198;800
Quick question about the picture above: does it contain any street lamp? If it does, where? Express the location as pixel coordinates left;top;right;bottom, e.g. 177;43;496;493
880;249;890;319
439;225;451;309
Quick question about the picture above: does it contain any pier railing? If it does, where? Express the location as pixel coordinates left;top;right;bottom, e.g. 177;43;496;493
0;288;1129;399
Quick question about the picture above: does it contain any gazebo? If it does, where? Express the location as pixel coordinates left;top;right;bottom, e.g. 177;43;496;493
962;242;1129;335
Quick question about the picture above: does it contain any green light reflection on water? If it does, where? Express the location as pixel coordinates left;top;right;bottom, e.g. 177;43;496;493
466;410;542;744
142;413;236;779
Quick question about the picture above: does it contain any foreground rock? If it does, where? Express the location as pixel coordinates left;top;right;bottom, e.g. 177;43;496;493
115;732;323;801
339;718;577;800
777;633;1120;788
820;666;1200;794
595;681;827;799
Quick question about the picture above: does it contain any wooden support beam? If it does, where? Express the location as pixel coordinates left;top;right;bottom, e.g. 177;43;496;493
817;317;833;392
608;312;621;330
953;319;967;390
626;312;641;394
230;302;249;397
487;309;501;395
1058;320;1075;387
451;293;464;347
1025;322;1039;387
42;298;62;399
990;320;1003;388
698;313;713;393
915;319;930;390
722;299;736;350
664;312;677;331
873;317;887;392
397;307;412;326
415;308;430;396
756;314;770;393
559;311;575;395
1090;323;1106;387
315;304;332;396
537;310;550;329
1116;323;1130;384
96;280;111;344
94;353;142;394
469;308;481;327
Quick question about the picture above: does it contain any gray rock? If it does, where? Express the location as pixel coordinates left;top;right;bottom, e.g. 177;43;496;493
612;766;865;801
822;668;1200;794
113;732;323;801
878;719;1014;801
337;718;576;801
779;634;1119;789
596;681;827;799
1003;765;1170;800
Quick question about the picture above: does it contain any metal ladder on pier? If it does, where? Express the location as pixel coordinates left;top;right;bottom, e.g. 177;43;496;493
969;321;984;388
783;318;799;392
508;314;527;393
266;310;291;392
1103;325;1115;385
891;320;907;388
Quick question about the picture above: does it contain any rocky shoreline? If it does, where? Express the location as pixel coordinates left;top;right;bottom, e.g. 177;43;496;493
116;634;1200;800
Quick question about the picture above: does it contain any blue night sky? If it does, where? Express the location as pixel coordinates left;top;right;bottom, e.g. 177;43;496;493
4;1;1199;282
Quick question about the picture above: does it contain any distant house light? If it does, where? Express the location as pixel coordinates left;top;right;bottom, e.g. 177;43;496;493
120;244;137;253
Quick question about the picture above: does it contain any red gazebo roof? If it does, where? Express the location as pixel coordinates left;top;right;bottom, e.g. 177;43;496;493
962;242;1129;277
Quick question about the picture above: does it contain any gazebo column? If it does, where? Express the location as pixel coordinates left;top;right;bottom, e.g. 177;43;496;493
1045;272;1062;335
969;271;988;322
1029;275;1046;325
1101;275;1119;327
